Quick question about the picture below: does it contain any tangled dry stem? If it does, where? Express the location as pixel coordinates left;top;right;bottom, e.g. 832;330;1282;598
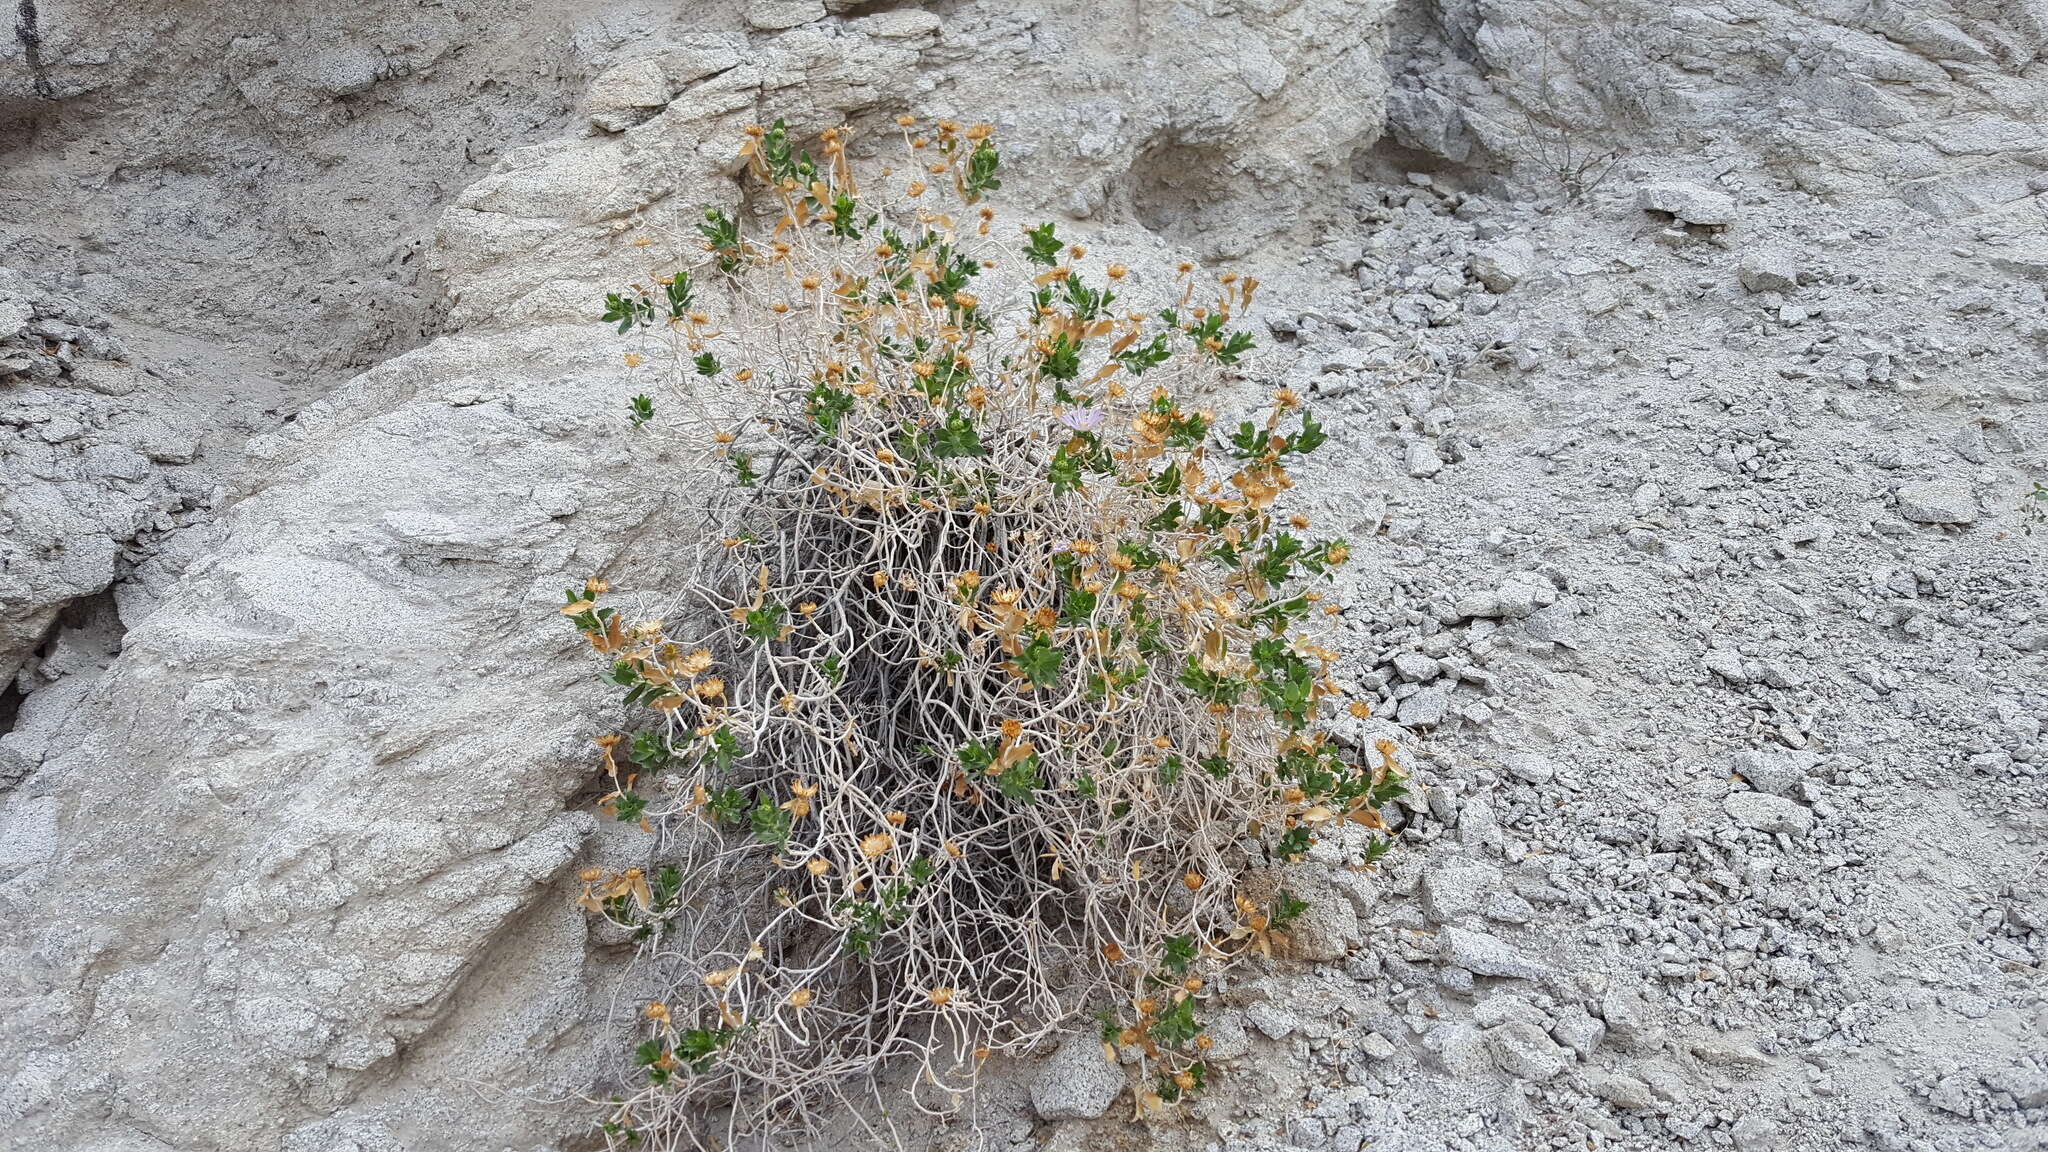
563;116;1399;1150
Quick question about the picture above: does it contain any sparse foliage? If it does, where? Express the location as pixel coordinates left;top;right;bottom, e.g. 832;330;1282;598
1517;111;1621;204
560;115;1402;1150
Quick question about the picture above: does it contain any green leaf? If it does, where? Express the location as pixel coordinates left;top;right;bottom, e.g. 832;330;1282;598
1023;222;1062;267
1177;657;1242;706
958;740;994;774
751;795;792;848
1061;274;1114;323
1016;631;1063;688
654;865;682;908
995;750;1041;804
806;383;857;437
758;119;818;188
742;603;787;643
698;207;743;273
663;273;695;318
1049;448;1084;496
827;190;865;238
1151;995;1200;1047
676;1026;736;1073
707;787;749;825
930;409;986;459
1040;332;1082;381
1116;332;1171;375
602;291;653;334
1098;1008;1122;1043
628;394;655;429
708;727;741;770
1274;826;1313;858
1059;583;1098;625
963;138;1002;200
1292;410;1327;455
629;730;672;770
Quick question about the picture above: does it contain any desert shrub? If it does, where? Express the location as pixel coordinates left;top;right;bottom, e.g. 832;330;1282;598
562;116;1404;1149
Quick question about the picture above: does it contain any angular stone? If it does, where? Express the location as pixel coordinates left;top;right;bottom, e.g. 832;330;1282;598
1771;956;1817;989
1029;1031;1125;1120
0;295;30;338
1504;753;1556;785
1929;1073;1975;1116
1600;983;1666;1054
1689;1035;1770;1067
1986;1064;2048;1109
1732;1114;1780;1150
1724;791;1814;836
1482;891;1535;924
1550;1010;1604;1058
1442;927;1548;980
1897;479;1978;524
1455;589;1503;619
1398;685;1450;727
746;0;827;30
1471;238;1536;292
1405;440;1443;478
1495;577;1557;619
1392;652;1442;681
1731;749;1814;796
1485;1020;1572;1081
1421;862;1499;924
1589;1071;1656;1110
1737;249;1800;293
849;8;941;37
1638;181;1737;226
583;58;672;131
1423;1021;1493;1076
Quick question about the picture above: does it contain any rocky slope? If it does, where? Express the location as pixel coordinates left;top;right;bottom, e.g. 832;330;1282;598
2;2;2044;1151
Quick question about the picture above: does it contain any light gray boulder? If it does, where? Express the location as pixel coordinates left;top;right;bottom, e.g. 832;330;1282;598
1897;479;1978;524
1030;1032;1125;1120
1638;181;1737;227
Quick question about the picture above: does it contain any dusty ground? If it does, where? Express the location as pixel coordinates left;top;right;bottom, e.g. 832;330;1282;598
1160;156;2048;1152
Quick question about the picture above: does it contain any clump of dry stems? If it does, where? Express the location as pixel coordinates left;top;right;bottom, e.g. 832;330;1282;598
559;114;1404;1150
